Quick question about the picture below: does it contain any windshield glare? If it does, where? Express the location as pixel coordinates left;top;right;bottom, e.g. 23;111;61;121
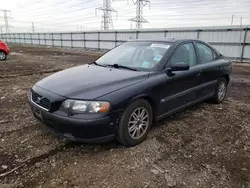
96;42;171;70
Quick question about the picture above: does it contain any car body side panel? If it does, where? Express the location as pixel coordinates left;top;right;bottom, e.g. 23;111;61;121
97;69;199;121
157;68;200;116
195;59;232;98
97;40;228;121
0;41;9;54
96;72;165;117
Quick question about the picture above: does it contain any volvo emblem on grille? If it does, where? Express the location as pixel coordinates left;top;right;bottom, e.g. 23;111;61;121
36;97;43;104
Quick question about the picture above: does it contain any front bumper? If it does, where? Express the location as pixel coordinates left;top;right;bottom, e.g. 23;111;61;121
29;100;117;143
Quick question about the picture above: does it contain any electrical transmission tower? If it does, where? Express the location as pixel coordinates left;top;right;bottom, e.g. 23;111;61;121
0;9;12;33
129;0;150;29
96;0;117;30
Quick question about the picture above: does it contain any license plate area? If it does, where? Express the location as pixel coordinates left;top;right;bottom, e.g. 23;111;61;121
34;107;43;122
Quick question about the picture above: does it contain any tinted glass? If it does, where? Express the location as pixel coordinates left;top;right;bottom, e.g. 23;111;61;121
196;42;215;63
96;42;171;70
169;43;196;67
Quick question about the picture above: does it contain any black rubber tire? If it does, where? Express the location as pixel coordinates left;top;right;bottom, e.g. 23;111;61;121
0;51;7;61
211;77;228;104
116;99;153;147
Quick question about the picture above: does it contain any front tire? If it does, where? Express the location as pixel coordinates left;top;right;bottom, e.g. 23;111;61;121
211;77;228;104
0;51;7;61
116;99;153;147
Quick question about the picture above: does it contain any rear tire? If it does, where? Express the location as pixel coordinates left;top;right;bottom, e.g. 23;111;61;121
0;51;7;61
116;99;153;147
211;77;228;104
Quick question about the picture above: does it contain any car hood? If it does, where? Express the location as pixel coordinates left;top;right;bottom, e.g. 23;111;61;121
35;64;149;100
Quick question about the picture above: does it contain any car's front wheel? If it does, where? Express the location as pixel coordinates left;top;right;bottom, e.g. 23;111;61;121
116;99;153;147
0;51;7;61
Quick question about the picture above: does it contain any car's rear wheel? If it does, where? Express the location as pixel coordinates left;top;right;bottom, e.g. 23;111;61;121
116;99;153;147
0;51;7;61
211;77;228;104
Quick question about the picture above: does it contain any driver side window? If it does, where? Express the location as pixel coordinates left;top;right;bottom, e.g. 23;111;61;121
169;43;196;67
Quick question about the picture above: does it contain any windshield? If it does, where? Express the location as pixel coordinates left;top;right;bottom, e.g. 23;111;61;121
96;42;171;70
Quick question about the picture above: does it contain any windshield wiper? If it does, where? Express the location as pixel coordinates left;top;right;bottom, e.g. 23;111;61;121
89;61;107;67
107;64;138;71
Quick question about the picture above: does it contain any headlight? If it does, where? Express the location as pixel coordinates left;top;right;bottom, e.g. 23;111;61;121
61;100;110;114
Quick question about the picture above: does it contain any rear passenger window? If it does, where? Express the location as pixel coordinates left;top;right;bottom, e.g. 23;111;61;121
196;43;215;63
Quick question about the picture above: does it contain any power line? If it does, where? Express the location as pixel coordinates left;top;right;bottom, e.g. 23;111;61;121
17;15;244;27
129;0;151;29
5;0;250;32
119;0;250;14
12;16;98;24
96;0;117;30
18;0;43;9
122;13;250;18
17;17;100;27
12;0;250;21
15;0;74;13
15;1;100;20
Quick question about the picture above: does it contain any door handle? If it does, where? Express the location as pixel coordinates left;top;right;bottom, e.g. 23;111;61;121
196;72;201;76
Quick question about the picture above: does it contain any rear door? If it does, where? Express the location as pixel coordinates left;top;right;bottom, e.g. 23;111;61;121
194;42;224;99
157;42;201;117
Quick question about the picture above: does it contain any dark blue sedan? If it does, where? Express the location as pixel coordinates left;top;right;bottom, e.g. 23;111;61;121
28;39;232;146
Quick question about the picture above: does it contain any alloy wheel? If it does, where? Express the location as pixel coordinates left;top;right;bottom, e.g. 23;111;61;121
128;107;149;139
0;52;6;60
218;81;226;101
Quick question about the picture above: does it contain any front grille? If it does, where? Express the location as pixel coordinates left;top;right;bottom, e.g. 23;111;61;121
31;91;51;111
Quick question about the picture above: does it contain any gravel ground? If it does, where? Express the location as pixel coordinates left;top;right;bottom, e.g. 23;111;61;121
0;44;250;188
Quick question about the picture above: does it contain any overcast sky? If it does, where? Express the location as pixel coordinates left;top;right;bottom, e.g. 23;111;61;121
1;0;250;32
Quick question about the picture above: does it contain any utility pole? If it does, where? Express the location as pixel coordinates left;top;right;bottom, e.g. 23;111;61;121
0;9;12;33
31;22;35;32
231;15;234;26
240;17;243;27
96;0;117;30
129;0;150;29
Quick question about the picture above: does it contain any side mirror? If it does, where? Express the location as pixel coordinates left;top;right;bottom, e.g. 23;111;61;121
166;62;190;72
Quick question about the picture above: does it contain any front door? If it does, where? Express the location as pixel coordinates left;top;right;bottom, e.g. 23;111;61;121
158;42;201;117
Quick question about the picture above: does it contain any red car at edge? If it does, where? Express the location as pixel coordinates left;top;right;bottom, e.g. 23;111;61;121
0;40;9;60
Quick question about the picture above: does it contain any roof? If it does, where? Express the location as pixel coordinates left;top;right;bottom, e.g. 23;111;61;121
128;38;203;43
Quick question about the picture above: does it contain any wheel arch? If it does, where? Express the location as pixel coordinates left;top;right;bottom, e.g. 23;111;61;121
222;74;230;84
128;94;157;122
0;49;7;54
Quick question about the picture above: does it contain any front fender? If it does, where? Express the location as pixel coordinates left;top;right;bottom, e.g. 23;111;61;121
97;80;158;119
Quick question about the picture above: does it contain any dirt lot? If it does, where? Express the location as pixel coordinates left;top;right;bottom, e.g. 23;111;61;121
0;44;250;188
